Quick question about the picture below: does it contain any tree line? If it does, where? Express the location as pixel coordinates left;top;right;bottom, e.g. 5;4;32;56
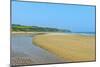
12;24;71;32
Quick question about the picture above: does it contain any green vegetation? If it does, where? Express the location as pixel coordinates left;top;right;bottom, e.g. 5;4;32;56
12;24;71;32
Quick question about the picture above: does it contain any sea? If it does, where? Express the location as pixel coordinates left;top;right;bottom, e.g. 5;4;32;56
65;32;95;36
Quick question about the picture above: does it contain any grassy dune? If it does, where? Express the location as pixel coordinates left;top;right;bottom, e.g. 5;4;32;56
33;34;95;62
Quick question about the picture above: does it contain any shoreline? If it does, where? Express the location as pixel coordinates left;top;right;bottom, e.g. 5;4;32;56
11;32;96;64
11;32;95;36
11;32;65;34
11;34;66;65
33;34;95;62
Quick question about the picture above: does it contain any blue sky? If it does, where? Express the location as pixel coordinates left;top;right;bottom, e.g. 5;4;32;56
12;1;95;32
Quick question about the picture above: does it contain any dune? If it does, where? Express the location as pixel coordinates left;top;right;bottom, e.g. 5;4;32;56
33;34;95;62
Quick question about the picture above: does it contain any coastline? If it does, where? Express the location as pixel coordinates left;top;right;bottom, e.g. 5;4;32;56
11;32;70;36
11;32;95;35
33;33;95;62
11;32;95;62
12;32;46;34
11;33;67;65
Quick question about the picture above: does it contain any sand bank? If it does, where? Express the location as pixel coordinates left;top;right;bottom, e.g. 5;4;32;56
33;34;95;62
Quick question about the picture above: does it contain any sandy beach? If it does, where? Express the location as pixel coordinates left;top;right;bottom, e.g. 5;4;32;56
33;33;95;62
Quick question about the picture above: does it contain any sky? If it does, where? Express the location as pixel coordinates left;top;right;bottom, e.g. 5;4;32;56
12;1;95;32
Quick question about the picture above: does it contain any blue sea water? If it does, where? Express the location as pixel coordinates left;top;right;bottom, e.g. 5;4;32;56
65;32;95;36
77;32;95;36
